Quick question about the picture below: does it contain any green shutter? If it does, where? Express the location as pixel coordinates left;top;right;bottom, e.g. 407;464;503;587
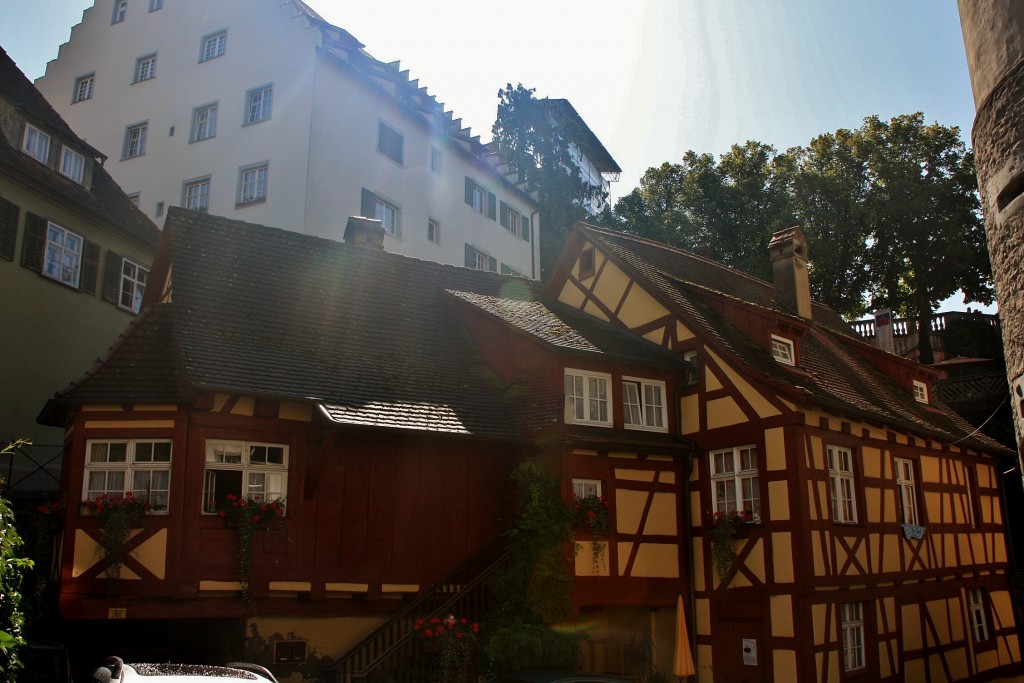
81;240;100;295
464;243;475;268
0;196;19;262
487;192;497;221
521;215;530;242
21;212;46;273
499;201;508;228
465;177;474;206
488;255;497;272
102;250;123;303
361;188;376;218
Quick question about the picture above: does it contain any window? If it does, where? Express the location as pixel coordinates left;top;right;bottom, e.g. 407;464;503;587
238;163;269;205
183;177;211;212
200;30;226;61
155;201;164;217
85;440;172;512
274;641;307;664
190;103;218;142
579;247;596;279
710;445;760;522
564;369;612;427
430;147;442;174
149;0;164;10
134;54;157;82
43;222;84;287
827;445;858;523
0;196;18;263
465;244;496;272
123;122;148;159
112;0;127;23
572;479;602;499
499;201;531;241
841;602;865;671
622;377;667;431
894;458;919;525
73;74;95;103
202;440;288;513
60;148;85;183
374;197;399;236
428;218;440;244
119;258;149;313
913;380;928;404
968;589;990;642
377;122;404;165
683;350;699;386
770;335;795;365
127;193;140;207
22;124;50;163
464;177;496;219
245;84;273;125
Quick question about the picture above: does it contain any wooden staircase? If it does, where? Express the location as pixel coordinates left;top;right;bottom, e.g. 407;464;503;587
327;536;512;683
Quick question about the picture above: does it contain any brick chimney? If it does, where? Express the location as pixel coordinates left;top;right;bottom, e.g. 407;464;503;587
769;226;812;319
343;216;386;249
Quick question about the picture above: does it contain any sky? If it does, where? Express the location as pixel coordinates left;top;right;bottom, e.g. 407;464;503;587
0;0;988;310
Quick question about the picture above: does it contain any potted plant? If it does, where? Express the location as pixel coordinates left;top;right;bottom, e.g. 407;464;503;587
214;494;285;603
82;492;150;595
412;614;479;683
572;493;611;569
708;510;752;587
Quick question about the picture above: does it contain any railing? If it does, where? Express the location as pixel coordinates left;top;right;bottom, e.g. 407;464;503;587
850;311;1000;340
328;535;513;683
1;440;64;497
934;372;1009;406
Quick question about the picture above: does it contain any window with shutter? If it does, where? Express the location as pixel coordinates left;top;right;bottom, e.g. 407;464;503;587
21;213;47;273
0;197;19;262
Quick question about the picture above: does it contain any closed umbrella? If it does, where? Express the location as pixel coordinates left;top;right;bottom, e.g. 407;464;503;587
673;593;695;678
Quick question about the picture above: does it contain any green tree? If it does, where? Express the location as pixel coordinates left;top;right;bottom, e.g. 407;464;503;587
1;441;33;682
491;84;605;278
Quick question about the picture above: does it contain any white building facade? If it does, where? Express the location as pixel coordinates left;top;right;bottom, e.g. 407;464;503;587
36;0;540;278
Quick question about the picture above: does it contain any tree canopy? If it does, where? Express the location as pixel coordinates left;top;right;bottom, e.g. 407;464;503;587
607;113;992;363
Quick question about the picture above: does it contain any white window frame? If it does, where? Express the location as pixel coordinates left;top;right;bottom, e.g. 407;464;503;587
622;377;667;432
564;369;612;427
73;73;95;103
827;445;858;523
202;440;288;513
895;457;919;525
841;602;865;671
770;334;795;365
60;147;85;184
134;54;157;83
245;84;273;125
123;122;148;159
377;121;404;165
190;102;218;143
572;478;603;499
469;181;486;214
43;222;84;287
200;30;227;62
237;162;269;205
968;588;990;642
430;147;442;174
84;439;172;512
427;218;440;244
913;380;929;404
22;124;50;164
374;196;400;236
505;205;521;237
182;177;211;212
119;257;149;313
112;0;127;23
710;445;761;523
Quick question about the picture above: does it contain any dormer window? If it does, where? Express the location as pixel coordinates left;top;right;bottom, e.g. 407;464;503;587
771;335;795;366
564;369;612;427
683;349;699;386
22;124;50;164
913;380;928;404
60;147;85;184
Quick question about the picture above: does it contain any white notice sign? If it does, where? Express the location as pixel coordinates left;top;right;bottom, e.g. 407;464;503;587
742;638;757;666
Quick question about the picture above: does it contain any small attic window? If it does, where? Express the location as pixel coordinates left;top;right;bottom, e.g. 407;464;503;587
770;335;795;366
579;247;595;279
913;380;928;404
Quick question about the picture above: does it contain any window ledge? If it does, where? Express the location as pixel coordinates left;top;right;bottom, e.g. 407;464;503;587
235;198;267;209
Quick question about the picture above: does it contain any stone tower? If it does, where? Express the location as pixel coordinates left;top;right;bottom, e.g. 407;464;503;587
957;1;1024;457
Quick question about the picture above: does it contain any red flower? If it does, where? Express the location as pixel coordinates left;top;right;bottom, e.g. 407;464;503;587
424;629;433;637
218;511;226;518
251;515;260;523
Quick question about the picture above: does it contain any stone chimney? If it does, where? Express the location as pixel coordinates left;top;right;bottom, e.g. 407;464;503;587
769;226;812;319
343;216;386;249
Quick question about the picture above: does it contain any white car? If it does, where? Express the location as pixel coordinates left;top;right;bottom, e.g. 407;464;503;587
91;658;278;683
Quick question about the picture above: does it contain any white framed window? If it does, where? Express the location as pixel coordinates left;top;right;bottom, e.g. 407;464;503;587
127;193;140;207
683;350;699;386
202;440;288;513
465;177;494;218
134;54;157;82
622;377;667;431
155;201;164;217
200;30;227;62
710;445;760;522
913;380;928;404
22;124;50;163
183;177;211;212
85;439;172;512
572;478;603;499
827;445;858;523
428;218;440;244
968;588;990;642
465;244;496;272
149;0;164;11
430;147;442;174
245;84;273;125
119;258;149;313
43;222;83;287
123;122;148;159
60;147;85;184
841;602;865;671
894;457;919;525
238;163;269;205
770;335;795;365
112;0;127;23
377;122;404;165
374;196;400;236
73;73;95;103
190;103;218;142
564;369;612;427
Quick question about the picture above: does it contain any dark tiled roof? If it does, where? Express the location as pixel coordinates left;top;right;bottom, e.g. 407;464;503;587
575;224;1009;454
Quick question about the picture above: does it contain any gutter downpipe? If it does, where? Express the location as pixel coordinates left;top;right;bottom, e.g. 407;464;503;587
676;382;700;677
531;210;539;281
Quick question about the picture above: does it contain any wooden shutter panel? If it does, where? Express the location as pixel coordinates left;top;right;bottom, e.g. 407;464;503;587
464;243;475;268
488;255;497;272
499;201;508;228
80;240;100;294
487;192;497;220
360;188;376;218
102;250;124;303
464;177;474;206
21;212;46;273
521;215;530;242
0;196;19;262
